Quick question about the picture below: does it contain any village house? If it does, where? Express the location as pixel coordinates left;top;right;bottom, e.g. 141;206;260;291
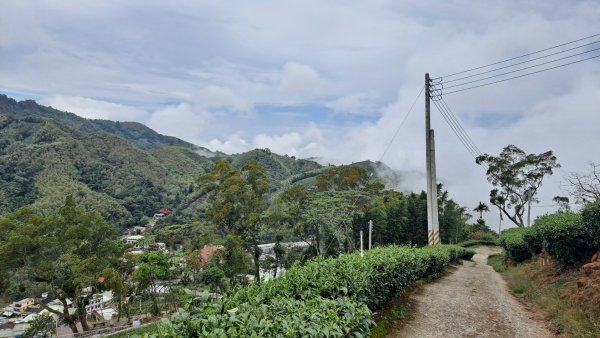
123;235;144;248
85;291;113;315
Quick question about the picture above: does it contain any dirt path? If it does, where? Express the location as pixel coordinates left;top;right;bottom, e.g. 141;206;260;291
388;246;554;338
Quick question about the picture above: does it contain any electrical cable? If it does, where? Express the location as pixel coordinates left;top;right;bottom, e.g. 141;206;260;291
438;53;600;96
432;99;480;157
430;85;482;156
442;40;600;84
443;46;600;90
434;33;600;79
378;85;424;162
439;97;482;156
431;99;479;158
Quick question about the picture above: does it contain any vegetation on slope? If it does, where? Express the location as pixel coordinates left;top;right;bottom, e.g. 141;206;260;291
156;245;473;337
491;201;600;337
0;115;205;227
0;94;195;151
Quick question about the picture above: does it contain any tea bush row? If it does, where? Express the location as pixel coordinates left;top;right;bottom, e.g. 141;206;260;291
457;239;499;248
535;212;597;266
158;244;472;337
499;201;600;266
499;228;532;262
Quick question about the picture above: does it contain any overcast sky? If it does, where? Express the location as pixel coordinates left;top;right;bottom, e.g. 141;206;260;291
2;0;600;228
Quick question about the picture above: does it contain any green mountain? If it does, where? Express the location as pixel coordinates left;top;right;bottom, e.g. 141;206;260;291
0;94;198;151
0;95;409;229
0;114;215;227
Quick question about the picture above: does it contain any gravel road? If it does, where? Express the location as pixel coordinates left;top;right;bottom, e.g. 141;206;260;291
388;246;555;338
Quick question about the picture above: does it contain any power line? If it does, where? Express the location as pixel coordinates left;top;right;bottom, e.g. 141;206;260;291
442;41;600;84
431;99;479;158
432;99;479;157
443;46;600;90
378;85;424;162
430;86;482;156
435;33;600;79
437;53;600;96
439;97;482;156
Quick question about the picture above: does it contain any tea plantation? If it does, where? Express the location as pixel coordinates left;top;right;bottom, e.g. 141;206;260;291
150;245;473;337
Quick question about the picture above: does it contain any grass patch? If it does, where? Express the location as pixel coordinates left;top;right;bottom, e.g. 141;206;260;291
106;321;160;338
370;299;409;338
488;256;600;336
370;286;415;338
487;253;507;272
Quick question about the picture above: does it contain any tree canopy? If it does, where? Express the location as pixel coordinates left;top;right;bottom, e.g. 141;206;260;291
476;145;560;227
0;196;122;333
197;159;271;283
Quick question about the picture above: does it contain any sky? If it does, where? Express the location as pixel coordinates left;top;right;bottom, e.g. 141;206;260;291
1;0;600;229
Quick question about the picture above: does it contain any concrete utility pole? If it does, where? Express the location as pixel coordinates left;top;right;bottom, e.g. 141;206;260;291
368;220;373;250
360;230;364;257
425;73;441;245
527;198;532;226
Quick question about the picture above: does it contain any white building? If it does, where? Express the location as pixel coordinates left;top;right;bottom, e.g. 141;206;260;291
85;291;114;314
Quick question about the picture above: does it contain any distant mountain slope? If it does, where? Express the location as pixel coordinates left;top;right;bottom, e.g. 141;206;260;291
0;94;196;151
229;149;321;189
0;94;412;228
0;114;210;227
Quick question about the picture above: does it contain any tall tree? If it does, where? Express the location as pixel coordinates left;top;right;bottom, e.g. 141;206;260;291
476;145;560;227
0;197;122;333
316;165;370;191
133;251;171;315
197;160;270;284
473;202;490;220
301;190;372;254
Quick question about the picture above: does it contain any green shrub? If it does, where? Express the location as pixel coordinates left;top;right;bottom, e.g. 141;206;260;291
159;297;373;338
521;226;543;256
499;227;531;262
581;199;600;248
458;239;498;248
536;213;597;266
158;245;471;336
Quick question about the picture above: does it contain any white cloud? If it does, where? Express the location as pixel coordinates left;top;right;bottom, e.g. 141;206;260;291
192;85;251;113
253;132;303;157
147;103;211;142
40;95;148;121
205;134;251;154
280;62;320;98
326;92;381;115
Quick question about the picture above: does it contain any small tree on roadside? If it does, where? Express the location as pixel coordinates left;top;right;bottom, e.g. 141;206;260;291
476;145;560;227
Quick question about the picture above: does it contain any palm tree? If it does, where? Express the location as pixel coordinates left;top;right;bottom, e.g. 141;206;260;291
473;202;490;220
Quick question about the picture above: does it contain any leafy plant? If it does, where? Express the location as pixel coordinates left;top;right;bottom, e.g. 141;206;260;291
535;213;597;266
581;199;600;248
157;244;471;336
521;226;543;256
499;228;531;262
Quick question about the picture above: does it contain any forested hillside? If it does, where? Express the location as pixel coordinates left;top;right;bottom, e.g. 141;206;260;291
0;115;212;227
0;94;197;151
0;95;432;230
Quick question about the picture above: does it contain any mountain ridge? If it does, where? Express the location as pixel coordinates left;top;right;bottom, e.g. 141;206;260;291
0;94;411;228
